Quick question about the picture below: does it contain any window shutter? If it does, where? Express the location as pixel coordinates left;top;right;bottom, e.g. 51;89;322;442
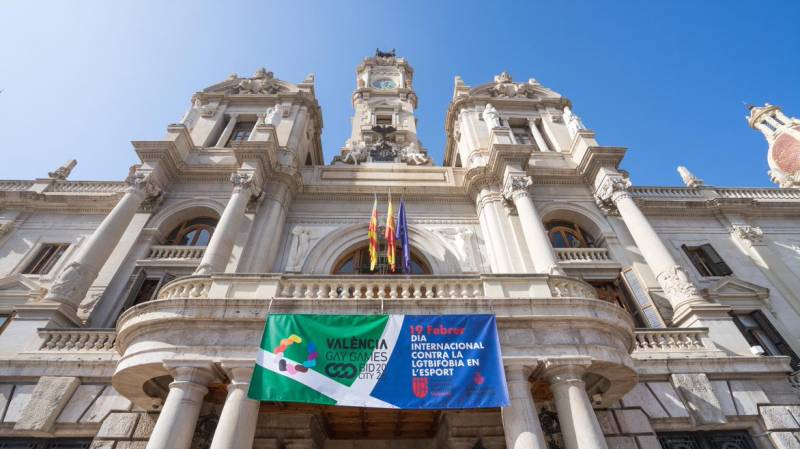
699;244;733;276
751;310;800;370
621;268;665;328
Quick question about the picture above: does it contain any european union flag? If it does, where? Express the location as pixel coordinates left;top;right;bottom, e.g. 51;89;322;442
395;198;411;274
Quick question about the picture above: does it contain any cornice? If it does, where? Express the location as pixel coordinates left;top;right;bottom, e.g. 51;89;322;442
575;145;627;182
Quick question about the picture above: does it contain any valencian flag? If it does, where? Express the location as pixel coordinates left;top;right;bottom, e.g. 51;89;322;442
248;313;509;409
395;198;411;274
368;194;379;271
385;192;396;272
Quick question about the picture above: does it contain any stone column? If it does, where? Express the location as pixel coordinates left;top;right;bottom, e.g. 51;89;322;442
503;174;564;275
545;361;607;449
209;362;259;449
195;172;256;275
502;365;548;449
146;362;217;449
239;181;290;272
477;186;512;273
215;114;239;147
44;172;159;315
594;173;706;316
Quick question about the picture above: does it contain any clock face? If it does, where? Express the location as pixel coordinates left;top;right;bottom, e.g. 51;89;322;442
371;78;397;89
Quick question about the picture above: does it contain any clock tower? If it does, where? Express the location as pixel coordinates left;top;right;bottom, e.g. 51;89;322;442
335;49;430;165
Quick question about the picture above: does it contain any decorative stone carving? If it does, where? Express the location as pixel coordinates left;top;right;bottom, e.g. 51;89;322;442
482;103;502;130
225;68;283;95
45;261;93;306
670;373;727;426
287;226;323;272
488;72;540;98
0;221;12;235
436;227;477;270
342;141;368;165
563;106;585;138
399;142;429;165
731;224;764;245
502;174;533;201
48;159;77;180
593;175;631;214
229;172;255;193
124;170;160;199
677;166;704;188
263;106;282;127
656;265;701;305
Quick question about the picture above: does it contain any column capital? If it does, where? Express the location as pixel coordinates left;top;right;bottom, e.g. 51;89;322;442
542;357;592;385
230;171;257;193
504;361;539;382
593;174;631;215
219;360;255;386
730;224;765;247
655;265;704;312
125;170;161;199
502;174;533;201
164;360;221;387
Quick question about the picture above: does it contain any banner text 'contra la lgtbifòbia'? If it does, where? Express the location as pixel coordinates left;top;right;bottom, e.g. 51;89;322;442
248;314;509;409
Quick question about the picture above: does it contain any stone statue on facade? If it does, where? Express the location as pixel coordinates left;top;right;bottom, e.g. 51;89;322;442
677;166;704;188
482;103;502;130
343;141;368;165
399;142;429;165
48;159;77;180
264;106;282;127
287;226;321;272
563;106;586;138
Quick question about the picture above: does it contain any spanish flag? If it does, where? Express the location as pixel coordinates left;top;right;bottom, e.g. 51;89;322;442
368;194;379;271
385;192;396;272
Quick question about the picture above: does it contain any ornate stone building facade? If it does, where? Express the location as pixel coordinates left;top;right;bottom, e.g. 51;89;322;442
0;51;799;449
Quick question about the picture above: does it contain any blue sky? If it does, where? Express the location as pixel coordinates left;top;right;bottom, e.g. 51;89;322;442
1;1;798;187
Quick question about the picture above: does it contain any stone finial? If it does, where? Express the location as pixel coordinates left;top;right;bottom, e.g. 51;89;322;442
494;71;512;84
302;73;315;84
677;166;704;188
254;68;273;79
48;159;77;180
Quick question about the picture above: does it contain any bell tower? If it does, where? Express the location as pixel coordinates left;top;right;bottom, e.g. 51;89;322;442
334;49;430;165
747;103;800;188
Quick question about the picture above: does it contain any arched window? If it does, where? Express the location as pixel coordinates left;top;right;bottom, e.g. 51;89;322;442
545;220;596;249
165;217;218;246
333;228;432;274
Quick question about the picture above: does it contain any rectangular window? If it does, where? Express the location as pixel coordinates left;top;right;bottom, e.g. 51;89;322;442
511;125;534;145
376;115;392;126
681;244;733;277
22;243;69;275
225;121;256;146
732;310;800;370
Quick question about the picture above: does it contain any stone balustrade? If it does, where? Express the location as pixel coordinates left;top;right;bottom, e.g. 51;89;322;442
154;273;601;302
555;247;612;263
716;188;800;200
631;186;800;201
278;276;485;299
0;180;35;191
145;245;206;261
38;328;117;352
632;328;719;357
49;181;128;193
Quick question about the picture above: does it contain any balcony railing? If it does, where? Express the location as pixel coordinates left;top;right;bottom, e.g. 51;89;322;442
632;328;719;357
38;329;117;352
555;247;613;263
155;273;600;301
138;245;206;266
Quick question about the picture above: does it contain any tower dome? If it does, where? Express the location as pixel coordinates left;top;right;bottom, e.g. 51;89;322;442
747;103;800;188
